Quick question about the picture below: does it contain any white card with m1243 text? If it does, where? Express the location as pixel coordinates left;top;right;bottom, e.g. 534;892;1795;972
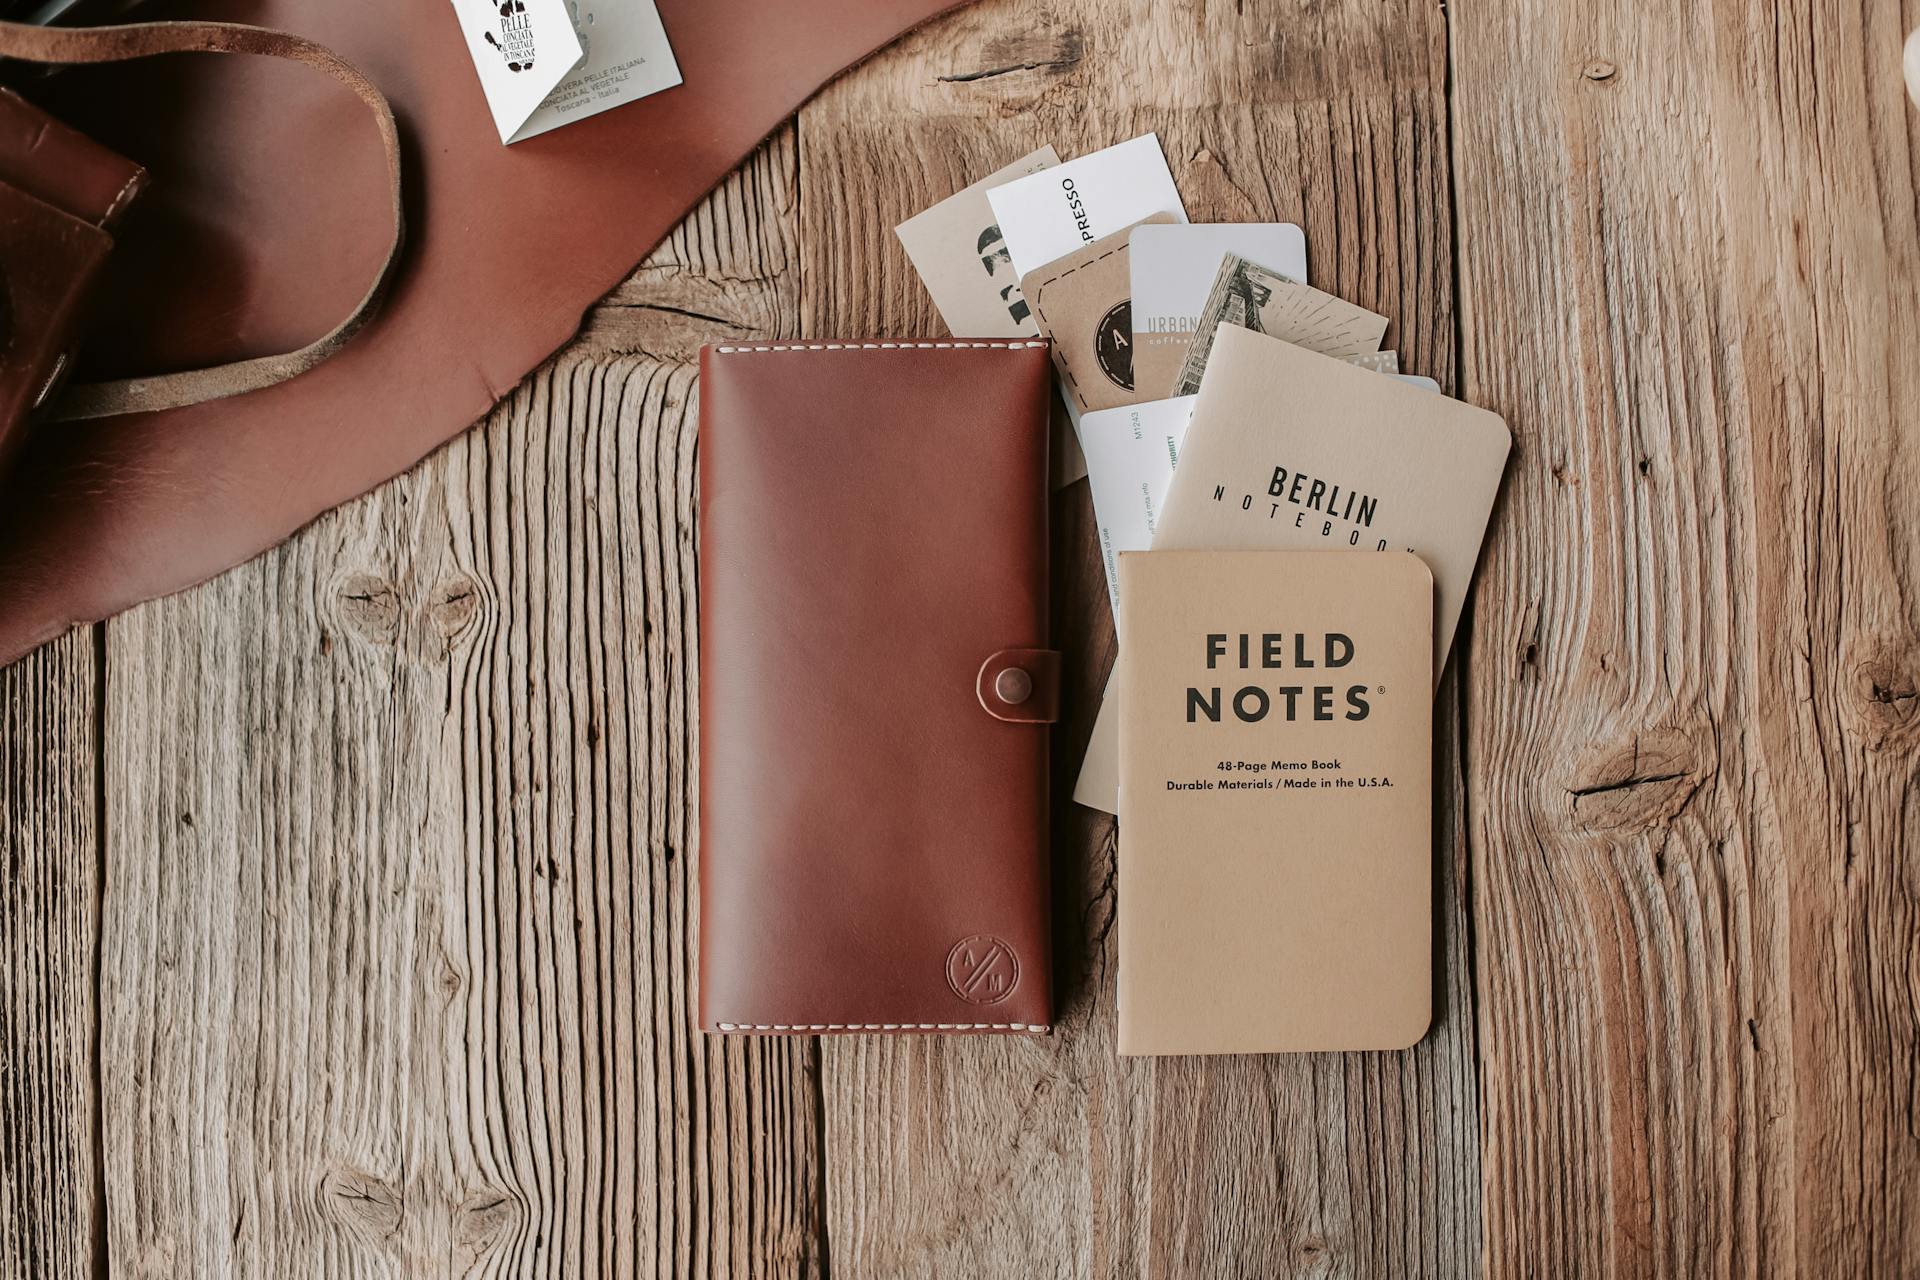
1079;395;1197;618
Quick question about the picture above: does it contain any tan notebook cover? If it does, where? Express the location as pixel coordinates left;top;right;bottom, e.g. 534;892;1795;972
1075;325;1510;814
1117;550;1433;1055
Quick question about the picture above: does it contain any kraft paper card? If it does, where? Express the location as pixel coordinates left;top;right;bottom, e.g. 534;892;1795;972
1117;550;1433;1055
1074;325;1510;814
1129;222;1308;397
1024;215;1176;415
895;146;1061;338
895;146;1083;487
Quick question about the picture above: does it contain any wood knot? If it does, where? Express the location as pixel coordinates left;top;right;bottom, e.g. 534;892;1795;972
1583;58;1617;82
1848;643;1918;748
321;1168;402;1242
428;575;483;640
437;953;465;1000
936;26;1085;87
1565;727;1709;831
333;573;401;643
456;1191;521;1263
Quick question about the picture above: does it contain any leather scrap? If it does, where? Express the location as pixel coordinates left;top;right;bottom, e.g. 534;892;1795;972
0;0;974;664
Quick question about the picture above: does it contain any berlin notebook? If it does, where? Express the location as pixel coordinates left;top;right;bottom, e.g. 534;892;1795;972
697;340;1058;1034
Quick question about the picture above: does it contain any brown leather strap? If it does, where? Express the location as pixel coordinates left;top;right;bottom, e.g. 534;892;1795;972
0;19;403;420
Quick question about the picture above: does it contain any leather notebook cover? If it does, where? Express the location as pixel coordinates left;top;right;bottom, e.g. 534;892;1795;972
698;340;1057;1034
1117;549;1433;1055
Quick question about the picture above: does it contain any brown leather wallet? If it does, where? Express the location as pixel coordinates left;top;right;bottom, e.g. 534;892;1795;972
0;84;143;474
698;340;1057;1035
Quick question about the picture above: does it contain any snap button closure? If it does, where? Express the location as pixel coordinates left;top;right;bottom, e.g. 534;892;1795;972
995;667;1033;705
974;649;1059;723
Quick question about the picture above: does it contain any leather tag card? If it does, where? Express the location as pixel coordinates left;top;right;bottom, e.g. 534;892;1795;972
1117;549;1433;1055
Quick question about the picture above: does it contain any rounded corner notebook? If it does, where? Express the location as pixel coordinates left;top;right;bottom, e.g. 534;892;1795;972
1116;548;1434;1056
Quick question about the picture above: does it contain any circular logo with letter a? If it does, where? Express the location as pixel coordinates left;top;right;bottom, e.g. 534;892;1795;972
946;935;1020;1005
1095;300;1134;391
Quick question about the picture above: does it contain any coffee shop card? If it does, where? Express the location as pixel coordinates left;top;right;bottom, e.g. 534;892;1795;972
1024;215;1175;415
1117;549;1433;1055
1129;222;1308;397
986;133;1188;281
453;0;683;145
1073;324;1510;814
895;146;1061;337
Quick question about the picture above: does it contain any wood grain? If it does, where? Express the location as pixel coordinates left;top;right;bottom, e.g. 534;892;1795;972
1453;0;1920;1272
800;2;1480;1274
5;1;1916;1275
93;133;822;1278
0;631;98;1280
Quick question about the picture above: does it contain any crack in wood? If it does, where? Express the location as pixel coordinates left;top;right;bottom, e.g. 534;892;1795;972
1869;680;1916;706
610;300;740;326
936;53;1082;82
1566;769;1691;799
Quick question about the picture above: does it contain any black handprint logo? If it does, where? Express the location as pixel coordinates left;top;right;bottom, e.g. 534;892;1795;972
977;224;1031;326
481;0;536;72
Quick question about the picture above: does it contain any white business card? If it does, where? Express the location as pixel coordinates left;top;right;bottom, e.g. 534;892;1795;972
1078;395;1196;617
985;134;1188;280
452;0;683;145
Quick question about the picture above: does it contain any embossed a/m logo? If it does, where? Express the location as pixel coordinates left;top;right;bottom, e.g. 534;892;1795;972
946;935;1020;1005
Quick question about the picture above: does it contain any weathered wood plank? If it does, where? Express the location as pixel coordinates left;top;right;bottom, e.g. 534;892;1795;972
1454;0;1920;1272
801;3;1480;1274
35;0;1914;1273
95;132;823;1278
0;631;98;1280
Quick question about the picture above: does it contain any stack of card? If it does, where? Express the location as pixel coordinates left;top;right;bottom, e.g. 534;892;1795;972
894;133;1432;534
897;137;1514;1056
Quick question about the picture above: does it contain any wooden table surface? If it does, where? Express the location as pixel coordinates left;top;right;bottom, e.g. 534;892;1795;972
5;0;1918;1275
